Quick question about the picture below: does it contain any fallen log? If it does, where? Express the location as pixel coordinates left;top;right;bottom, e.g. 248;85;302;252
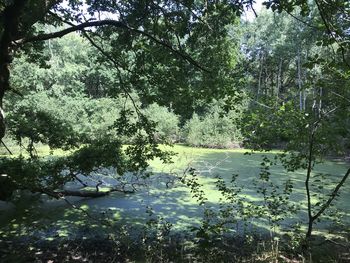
36;187;135;199
54;187;135;198
57;189;110;197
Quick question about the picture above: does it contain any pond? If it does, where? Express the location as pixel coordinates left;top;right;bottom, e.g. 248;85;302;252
0;145;349;242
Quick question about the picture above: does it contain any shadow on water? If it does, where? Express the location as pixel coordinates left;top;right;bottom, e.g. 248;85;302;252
191;150;350;234
0;148;349;247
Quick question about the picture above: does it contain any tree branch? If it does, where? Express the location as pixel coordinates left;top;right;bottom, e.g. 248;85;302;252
1;140;12;155
282;8;318;29
312;167;350;221
17;19;209;72
314;0;350;68
36;186;135;199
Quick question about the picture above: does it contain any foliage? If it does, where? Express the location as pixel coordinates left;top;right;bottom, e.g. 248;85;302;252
140;205;174;262
240;2;350;241
1;0;350;258
253;155;299;231
184;99;243;148
0;0;248;205
143;103;180;143
180;159;302;260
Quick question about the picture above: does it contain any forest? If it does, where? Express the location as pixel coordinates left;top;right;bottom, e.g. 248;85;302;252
0;0;349;262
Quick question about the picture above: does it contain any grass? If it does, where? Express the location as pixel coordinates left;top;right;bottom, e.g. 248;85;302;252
0;144;349;242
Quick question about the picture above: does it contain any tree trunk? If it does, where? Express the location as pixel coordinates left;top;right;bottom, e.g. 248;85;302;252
297;48;303;111
318;87;323;118
0;0;60;141
277;58;282;100
257;53;264;98
0;0;27;141
0;106;4;141
305;127;315;239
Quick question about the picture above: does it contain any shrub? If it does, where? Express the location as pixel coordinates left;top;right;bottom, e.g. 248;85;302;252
183;101;242;148
143;103;180;143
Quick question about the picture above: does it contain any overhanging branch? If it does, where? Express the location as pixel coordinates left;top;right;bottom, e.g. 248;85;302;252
17;19;210;72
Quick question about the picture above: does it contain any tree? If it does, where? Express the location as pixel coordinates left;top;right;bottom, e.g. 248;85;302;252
242;1;350;242
1;0;346;141
0;0;244;139
184;99;243;148
0;0;249;199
